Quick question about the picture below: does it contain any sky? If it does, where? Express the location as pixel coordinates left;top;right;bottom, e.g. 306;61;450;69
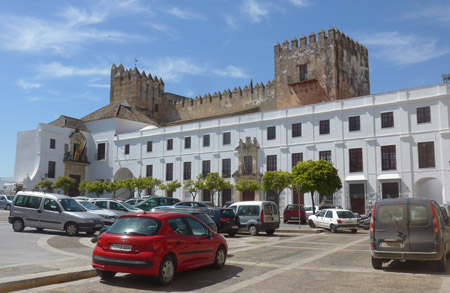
1;0;450;178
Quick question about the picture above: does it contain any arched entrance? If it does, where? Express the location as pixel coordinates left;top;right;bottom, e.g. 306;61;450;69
113;168;134;199
414;177;443;203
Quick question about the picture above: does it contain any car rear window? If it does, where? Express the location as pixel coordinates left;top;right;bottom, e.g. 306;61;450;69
193;213;214;225
222;209;235;218
108;217;161;236
336;211;356;218
377;204;407;227
409;204;430;226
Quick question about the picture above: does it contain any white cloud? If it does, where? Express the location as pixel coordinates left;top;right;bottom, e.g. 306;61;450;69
166;7;206;21
288;0;308;7
358;32;450;66
223;14;239;31
88;83;110;88
16;79;42;92
27;97;45;102
38;62;110;78
149;23;179;38
242;0;269;23
403;6;450;24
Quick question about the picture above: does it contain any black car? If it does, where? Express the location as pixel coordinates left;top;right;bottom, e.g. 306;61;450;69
358;210;371;230
151;207;218;232
205;207;240;236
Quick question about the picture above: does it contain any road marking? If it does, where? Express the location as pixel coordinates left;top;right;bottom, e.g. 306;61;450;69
226;260;282;268
219;235;368;292
228;234;319;254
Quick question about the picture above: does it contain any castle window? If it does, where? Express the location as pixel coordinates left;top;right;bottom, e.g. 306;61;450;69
319;120;330;135
299;64;308;81
244;156;252;175
223;132;231;145
292;153;303;169
155;104;159;113
203;135;210;147
267;126;276;140
381;112;394;128
349;148;363;172
202;160;211;177
48;161;56;179
417;107;431;124
292;123;302;137
50;138;56;149
147;141;153;152
267;155;277;171
167;139;173;151
349;116;360;131
166;163;173;181
185;137;191;149
124;144;130;155
146;165;153;177
319;151;332;163
183;162;191;180
222;159;231;178
97;143;106;160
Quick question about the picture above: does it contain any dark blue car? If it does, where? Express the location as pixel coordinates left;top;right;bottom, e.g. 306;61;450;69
205;207;240;236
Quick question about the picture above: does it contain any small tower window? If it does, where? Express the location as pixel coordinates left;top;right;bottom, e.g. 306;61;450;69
299;64;308;81
154;104;159;113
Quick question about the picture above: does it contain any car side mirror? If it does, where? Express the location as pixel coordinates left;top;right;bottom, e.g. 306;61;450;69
208;230;214;239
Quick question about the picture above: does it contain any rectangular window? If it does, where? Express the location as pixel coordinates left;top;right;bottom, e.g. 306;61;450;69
267;155;277;171
147;141;152;152
417;106;431;124
292;153;303;169
299;64;308;81
418;142;435;168
183;162;191;180
97;143;106;160
184;137;191;149
223;132;231;145
50;138;56;149
349;116;360;131
146;165;153;177
319;151;332;163
244;156;252;175
166;163;173;181
155;104;159;113
292;123;302;137
202;160;211;176
167;139;173;150
349;148;363;172
381;112;394;128
124;144;130;155
319;120;330;134
222;159;231;178
267;126;276;140
381;145;396;171
203;134;210;147
48;161;56;179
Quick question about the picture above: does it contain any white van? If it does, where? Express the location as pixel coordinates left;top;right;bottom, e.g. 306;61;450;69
229;201;280;236
9;191;104;236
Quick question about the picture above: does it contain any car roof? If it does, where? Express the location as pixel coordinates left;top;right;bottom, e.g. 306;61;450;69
376;198;432;205
16;191;71;200
121;211;199;221
230;201;275;206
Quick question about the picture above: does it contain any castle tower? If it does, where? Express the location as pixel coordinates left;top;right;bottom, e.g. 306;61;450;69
110;64;165;122
274;28;370;108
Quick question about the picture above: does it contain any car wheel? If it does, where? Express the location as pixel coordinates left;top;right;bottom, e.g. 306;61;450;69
437;252;447;272
371;257;382;270
6;204;11;210
65;222;79;236
308;220;315;228
330;224;337;233
36;228;44;232
227;231;237;237
248;225;258;236
12;218;25;232
96;269;116;280
213;245;227;269
283;220;287;224
351;229;357;233
158;255;176;286
266;229;275;236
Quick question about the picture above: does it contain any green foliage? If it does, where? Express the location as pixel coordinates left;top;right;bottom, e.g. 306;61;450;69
119;178;136;197
78;179;107;198
205;173;233;206
105;180;121;199
160;180;182;196
183;174;205;201
52;176;76;195
234;179;260;192
145;177;162;197
261;171;292;207
78;180;90;192
34;180;53;192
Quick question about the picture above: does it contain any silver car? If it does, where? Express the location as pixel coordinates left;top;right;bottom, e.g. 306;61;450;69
91;199;143;216
0;194;14;210
77;200;118;226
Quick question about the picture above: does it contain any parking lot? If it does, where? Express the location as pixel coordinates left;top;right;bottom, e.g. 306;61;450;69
0;210;449;292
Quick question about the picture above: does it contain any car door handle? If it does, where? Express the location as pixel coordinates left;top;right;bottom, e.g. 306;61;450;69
175;241;182;245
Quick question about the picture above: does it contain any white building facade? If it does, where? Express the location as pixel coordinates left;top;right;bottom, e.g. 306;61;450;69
15;84;450;214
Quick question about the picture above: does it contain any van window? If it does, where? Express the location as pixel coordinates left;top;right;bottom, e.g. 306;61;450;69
44;199;60;212
409;204;430;226
272;203;278;215
15;195;43;209
377;204;407;227
238;205;259;216
14;195;27;207
264;204;273;216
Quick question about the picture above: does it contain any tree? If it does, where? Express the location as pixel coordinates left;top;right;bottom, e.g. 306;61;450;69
78;179;90;194
135;177;150;198
34;180;53;193
160;180;182;197
234;179;260;194
52;176;76;195
146;177;162;197
291;160;342;214
262;170;292;209
205;173;233;207
119;178;136;198
184;174;205;201
79;180;107;198
105;180;121;198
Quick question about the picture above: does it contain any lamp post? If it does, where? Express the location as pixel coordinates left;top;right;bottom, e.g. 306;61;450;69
297;183;301;230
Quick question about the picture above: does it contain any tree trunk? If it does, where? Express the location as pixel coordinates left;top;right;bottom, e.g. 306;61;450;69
311;191;316;215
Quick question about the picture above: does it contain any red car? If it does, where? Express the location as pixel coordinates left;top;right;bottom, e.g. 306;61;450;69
92;212;228;285
283;204;306;224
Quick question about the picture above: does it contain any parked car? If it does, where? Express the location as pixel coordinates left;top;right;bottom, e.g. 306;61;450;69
91;199;143;216
223;201;234;208
359;210;372;230
0;194;14;210
92;212;228;285
76;200;118;226
125;198;146;206
150;207;218;232
229;201;280;236
174;201;209;208
205;207;240;236
304;205;314;218
370;198;450;271
135;197;180;211
308;209;359;233
9;191;103;236
283;204;306;224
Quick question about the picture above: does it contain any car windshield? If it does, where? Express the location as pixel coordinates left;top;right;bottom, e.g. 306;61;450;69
59;199;85;212
121;201;139;210
7;195;14;200
222;209;235;217
79;201;101;210
336;211;356;218
107;217;161;236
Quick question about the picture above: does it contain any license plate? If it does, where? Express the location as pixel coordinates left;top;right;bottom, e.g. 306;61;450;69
380;242;403;248
95;224;102;228
291;217;298;219
232;226;239;229
110;244;132;251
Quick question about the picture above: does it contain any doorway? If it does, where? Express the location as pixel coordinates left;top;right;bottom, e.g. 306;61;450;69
349;183;365;214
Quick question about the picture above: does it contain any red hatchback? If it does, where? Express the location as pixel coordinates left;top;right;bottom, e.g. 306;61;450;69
283;204;306;224
92;212;228;285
